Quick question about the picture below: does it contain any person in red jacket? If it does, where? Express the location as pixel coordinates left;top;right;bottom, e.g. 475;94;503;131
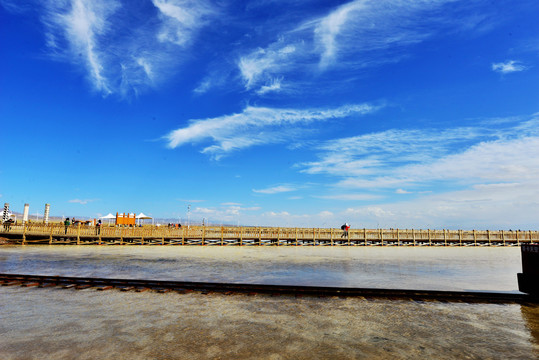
341;223;350;238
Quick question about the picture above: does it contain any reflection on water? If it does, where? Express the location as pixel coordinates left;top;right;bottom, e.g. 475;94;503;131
1;245;536;359
0;245;522;291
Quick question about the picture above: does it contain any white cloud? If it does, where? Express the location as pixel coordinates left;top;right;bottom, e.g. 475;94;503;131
315;194;381;201
286;113;539;229
253;185;296;194
318;210;333;217
256;77;282;95
301;114;539;191
264;211;290;217
43;0;120;95
39;0;217;97
230;0;482;94
164;103;379;159
492;60;528;74
68;198;96;205
190;204;262;223
152;0;215;46
344;206;395;219
339;180;539;230
395;189;411;194
238;44;298;91
301;126;490;179
194;207;215;214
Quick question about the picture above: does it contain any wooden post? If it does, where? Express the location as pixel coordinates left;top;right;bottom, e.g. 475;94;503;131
502;230;505;246
443;229;447;246
380;228;383;246
221;226;224;246
49;225;53;244
313;228;316;246
516;230;519;246
412;229;416;246
428;229;431;246
396;229;400;246
364;228;367;246
484;230;487;247
120;228;124;245
181;227;185;246
258;227;261;246
295;228;298;246
22;224;27;245
241;227;245;246
77;223;81;245
202;225;205;246
277;227;280;246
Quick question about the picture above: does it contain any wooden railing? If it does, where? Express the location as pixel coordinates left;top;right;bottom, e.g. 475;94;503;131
1;223;538;246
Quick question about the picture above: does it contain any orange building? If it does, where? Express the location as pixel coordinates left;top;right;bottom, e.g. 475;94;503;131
115;212;136;226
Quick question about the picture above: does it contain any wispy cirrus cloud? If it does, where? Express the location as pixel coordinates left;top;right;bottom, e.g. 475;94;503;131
68;198;97;205
300;113;539;192
232;0;489;95
164;103;379;159
315;194;382;201
177;199;204;203
253;185;297;194
152;0;215;46
36;0;217;97
491;60;528;74
43;0;120;95
192;204;261;222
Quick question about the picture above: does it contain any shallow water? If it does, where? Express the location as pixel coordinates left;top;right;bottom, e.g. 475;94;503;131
0;245;523;291
1;245;537;359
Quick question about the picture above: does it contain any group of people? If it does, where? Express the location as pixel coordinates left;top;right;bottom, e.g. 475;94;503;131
63;218;102;235
2;219;14;231
167;223;182;228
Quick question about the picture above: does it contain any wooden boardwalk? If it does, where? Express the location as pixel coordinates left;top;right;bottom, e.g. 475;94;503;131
2;273;535;303
1;223;538;246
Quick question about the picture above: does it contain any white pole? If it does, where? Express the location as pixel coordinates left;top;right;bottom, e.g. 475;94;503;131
22;204;30;224
44;204;50;224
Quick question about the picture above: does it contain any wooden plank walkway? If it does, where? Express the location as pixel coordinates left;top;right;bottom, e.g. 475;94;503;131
1;273;536;303
1;224;538;246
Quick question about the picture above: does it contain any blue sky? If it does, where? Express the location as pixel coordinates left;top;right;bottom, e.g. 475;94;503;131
1;0;538;229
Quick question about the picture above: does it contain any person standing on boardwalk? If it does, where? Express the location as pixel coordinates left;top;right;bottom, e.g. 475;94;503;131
341;223;350;238
64;218;71;234
96;219;101;235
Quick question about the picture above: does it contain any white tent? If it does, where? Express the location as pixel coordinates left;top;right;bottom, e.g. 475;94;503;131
136;212;152;219
136;212;152;225
99;213;116;225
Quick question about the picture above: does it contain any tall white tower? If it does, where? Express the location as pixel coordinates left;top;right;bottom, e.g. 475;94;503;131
44;204;50;224
22;204;30;224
